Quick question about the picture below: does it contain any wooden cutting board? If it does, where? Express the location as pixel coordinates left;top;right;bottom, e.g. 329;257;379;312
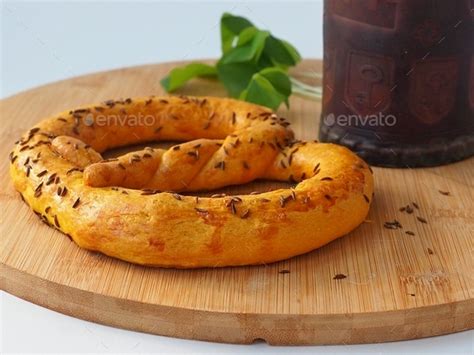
1;60;473;345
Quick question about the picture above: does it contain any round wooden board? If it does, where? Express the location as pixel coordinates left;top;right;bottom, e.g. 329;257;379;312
1;60;473;345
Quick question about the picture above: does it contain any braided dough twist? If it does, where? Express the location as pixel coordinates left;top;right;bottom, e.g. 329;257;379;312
9;96;373;268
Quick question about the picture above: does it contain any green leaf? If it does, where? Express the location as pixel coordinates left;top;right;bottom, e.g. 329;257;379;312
216;62;259;97
240;67;292;110
160;63;217;92
160;13;306;108
259;67;292;101
219;30;269;65
220;13;254;54
236;26;258;46
264;36;302;67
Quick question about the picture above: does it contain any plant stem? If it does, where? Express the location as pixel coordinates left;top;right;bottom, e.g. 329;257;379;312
290;76;322;101
298;71;323;79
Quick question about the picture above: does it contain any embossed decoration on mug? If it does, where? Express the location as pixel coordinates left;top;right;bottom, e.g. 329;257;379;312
320;0;474;167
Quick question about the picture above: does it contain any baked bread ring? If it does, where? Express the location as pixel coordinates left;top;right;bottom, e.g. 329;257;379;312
9;96;373;268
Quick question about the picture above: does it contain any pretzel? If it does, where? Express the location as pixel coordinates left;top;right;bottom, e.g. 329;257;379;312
9;96;373;268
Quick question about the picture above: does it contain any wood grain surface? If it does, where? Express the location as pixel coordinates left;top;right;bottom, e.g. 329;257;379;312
1;60;473;345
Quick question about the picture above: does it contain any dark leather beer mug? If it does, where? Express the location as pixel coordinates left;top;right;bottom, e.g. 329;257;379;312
320;0;474;167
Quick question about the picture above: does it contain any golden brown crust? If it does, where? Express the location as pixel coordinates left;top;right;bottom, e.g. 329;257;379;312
9;96;374;268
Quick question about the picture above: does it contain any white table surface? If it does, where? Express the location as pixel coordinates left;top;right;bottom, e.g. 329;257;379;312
1;1;472;353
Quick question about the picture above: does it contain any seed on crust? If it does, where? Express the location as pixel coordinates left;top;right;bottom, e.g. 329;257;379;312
229;202;237;215
187;150;199;159
240;209;250;219
54;215;60;228
141;189;160;195
34;183;43;198
211;193;226;198
72;197;81;208
279;195;291;207
37;170;48;177
214;161;225;170
46;173;57;185
66;167;84;175
172;193;182;201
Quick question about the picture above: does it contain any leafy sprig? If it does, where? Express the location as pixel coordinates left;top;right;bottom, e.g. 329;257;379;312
161;13;320;110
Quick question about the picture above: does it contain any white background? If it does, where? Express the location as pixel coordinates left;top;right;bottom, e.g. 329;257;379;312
1;1;473;353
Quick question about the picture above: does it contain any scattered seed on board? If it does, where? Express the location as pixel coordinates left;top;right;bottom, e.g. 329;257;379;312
384;220;402;229
416;216;428;224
